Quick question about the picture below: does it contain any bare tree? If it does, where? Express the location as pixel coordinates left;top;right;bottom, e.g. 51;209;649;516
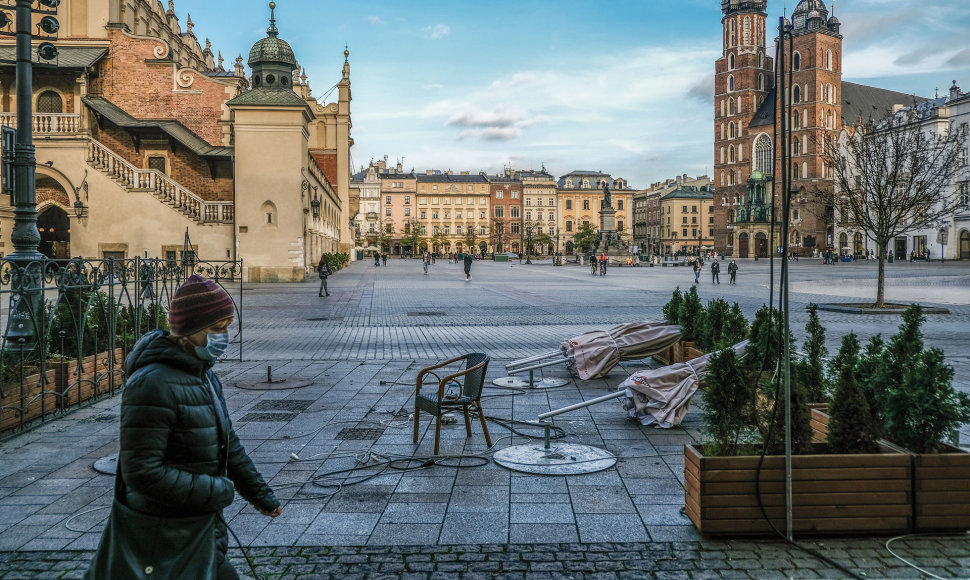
821;108;967;307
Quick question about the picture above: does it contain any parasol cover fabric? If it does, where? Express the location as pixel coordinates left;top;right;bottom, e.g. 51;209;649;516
620;340;749;428
561;321;682;380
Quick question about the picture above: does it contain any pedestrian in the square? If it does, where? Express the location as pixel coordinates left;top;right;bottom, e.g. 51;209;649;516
85;275;281;579
317;254;330;297
423;252;430;275
599;253;607;276
728;260;738;284
463;252;473;281
711;259;720;284
382;253;387;266
374;253;380;267
693;260;702;284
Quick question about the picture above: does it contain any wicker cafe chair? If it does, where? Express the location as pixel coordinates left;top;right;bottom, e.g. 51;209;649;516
413;353;492;455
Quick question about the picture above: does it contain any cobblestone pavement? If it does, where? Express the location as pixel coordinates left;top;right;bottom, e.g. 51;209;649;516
1;257;969;579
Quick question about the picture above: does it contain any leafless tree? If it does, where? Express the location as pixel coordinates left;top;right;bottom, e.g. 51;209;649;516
821;108;967;307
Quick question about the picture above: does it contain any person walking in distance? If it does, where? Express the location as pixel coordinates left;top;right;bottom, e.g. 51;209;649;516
85;275;281;579
423;252;430;275
710;259;720;284
693;259;701;284
463;252;474;281
382;253;388;266
317;255;330;297
727;260;738;284
599;253;607;276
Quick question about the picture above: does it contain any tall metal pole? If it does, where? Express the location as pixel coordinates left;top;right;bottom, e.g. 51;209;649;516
5;0;44;349
11;0;40;259
778;15;794;543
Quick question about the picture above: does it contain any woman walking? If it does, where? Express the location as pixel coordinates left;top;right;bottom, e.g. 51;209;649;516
86;275;281;579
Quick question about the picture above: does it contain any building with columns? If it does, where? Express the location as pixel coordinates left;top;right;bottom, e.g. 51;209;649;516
0;0;353;281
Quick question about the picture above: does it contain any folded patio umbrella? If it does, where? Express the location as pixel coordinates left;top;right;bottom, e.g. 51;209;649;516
560;321;682;380
620;340;749;428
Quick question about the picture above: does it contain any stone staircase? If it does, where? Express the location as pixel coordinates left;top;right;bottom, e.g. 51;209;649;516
86;138;232;224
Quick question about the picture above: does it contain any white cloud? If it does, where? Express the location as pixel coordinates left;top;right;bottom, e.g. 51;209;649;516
363;15;385;26
425;24;450;40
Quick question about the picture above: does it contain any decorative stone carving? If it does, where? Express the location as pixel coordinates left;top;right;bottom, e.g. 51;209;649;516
153;41;170;59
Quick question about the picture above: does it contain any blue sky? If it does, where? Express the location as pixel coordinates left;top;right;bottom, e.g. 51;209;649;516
177;0;970;188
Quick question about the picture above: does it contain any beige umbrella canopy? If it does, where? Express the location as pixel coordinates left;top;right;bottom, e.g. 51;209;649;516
560;321;682;380
620;340;749;429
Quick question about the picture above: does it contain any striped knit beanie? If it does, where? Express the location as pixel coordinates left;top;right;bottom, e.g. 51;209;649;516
168;274;235;336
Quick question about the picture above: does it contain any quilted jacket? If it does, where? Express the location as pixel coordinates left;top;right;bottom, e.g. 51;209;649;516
119;330;278;556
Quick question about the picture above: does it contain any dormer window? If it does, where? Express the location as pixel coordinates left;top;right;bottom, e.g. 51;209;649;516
253;75;261;87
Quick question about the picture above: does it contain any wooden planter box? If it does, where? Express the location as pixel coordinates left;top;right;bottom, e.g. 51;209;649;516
1;348;124;432
684;442;912;536
654;341;703;366
913;444;970;532
809;404;830;443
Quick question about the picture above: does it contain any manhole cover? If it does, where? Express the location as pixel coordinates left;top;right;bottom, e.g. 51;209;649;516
336;427;385;440
252;400;313;412
238;412;298;422
407;311;445;317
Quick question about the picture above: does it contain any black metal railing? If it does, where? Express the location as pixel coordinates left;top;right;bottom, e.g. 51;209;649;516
0;256;243;440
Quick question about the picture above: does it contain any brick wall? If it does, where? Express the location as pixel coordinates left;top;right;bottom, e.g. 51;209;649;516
91;29;231;146
94;125;233;202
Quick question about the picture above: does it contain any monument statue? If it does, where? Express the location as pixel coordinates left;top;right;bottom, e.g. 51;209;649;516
602;183;612;208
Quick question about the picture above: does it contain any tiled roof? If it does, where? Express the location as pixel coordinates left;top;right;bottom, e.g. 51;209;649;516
415;173;488;183
0;46;108;69
661;187;713;200
841;81;926;124
227;88;308;107
82;96;232;159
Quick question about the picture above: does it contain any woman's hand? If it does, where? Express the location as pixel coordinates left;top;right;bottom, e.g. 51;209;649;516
259;505;282;518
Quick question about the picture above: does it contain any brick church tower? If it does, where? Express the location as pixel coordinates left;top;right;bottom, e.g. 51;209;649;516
713;0;845;257
783;0;843;253
712;0;772;256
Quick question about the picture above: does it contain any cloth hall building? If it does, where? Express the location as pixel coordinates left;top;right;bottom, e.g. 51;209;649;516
0;0;353;281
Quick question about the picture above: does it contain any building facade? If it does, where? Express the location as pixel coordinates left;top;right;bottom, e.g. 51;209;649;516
634;174;710;257
658;186;715;256
0;0;353;281
557;170;632;255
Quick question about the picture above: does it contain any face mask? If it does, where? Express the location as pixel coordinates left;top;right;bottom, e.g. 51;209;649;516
194;332;229;361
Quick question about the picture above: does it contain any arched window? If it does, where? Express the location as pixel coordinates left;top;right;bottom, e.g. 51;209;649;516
729;53;735;70
37;90;62;113
729;122;736;139
729;145;736;163
720;171;725;186
793;85;800;104
825;49;833;70
792;110;800;129
823;84;830;103
754;133;772;174
793;52;801;70
728;75;735;92
728;98;735;115
758;73;764;91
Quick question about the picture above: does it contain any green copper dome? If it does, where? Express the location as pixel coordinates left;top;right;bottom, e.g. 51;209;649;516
248;2;296;67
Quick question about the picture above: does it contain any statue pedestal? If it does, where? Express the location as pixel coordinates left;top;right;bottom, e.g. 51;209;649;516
599;207;616;233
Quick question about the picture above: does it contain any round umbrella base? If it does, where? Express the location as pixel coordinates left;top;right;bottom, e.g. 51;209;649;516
94;453;118;475
492;443;616;475
492;376;569;389
234;379;314;391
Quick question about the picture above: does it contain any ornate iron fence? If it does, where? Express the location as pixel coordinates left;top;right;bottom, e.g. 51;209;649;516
0;256;243;439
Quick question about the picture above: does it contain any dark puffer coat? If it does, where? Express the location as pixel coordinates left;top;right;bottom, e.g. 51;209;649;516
120;330;278;558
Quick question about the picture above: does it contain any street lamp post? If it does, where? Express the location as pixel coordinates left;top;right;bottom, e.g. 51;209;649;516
4;0;60;348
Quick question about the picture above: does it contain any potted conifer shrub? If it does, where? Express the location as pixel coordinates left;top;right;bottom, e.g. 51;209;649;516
684;306;912;536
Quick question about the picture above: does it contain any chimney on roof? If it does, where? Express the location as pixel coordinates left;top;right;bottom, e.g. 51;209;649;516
949;80;962;102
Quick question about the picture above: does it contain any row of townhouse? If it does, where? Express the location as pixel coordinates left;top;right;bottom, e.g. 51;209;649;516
351;165;640;257
633;174;715;257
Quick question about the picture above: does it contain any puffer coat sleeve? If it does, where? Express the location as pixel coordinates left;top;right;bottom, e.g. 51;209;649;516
209;372;279;513
120;363;236;515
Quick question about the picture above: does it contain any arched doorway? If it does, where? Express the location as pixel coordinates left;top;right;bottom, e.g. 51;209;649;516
961;230;970;260
38;206;70;259
755;232;768;258
738;233;749;257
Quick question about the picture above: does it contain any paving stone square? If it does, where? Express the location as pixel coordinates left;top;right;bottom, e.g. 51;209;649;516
1;257;969;578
